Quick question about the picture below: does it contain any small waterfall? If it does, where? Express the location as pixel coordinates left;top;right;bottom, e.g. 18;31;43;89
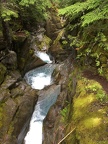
25;85;61;144
24;64;56;90
35;51;52;64
24;51;61;144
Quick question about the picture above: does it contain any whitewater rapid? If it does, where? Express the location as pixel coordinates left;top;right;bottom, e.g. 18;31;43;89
24;51;61;144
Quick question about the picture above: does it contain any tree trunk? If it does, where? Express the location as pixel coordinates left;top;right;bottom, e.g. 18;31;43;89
1;18;12;50
1;0;12;50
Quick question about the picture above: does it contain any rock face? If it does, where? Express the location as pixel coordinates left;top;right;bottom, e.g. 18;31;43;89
0;34;39;144
43;56;74;144
45;7;69;61
46;7;63;40
15;37;45;75
49;29;69;61
15;32;52;75
0;69;38;144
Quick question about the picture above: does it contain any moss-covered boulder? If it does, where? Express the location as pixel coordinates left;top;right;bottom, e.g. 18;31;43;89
65;76;108;144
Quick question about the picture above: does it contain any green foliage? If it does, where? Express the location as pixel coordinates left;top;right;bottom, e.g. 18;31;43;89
1;2;18;21
19;0;51;20
59;0;108;26
20;0;51;7
82;3;108;26
60;102;70;123
85;81;107;101
0;0;54;33
59;0;108;76
1;7;18;21
19;0;36;6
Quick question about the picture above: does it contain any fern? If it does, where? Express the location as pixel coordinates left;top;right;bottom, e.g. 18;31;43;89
59;2;88;20
59;0;106;25
59;0;108;77
59;0;101;18
19;0;36;6
82;4;108;26
1;6;18;21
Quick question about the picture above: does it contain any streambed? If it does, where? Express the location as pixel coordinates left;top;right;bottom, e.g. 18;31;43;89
24;52;61;144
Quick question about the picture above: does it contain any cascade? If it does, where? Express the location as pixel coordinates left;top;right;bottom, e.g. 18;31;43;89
23;51;61;144
35;51;52;64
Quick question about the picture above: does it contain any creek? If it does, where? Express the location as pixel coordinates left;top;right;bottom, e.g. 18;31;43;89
24;51;61;144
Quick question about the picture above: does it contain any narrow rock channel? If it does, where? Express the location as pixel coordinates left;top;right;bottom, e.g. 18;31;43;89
23;52;61;144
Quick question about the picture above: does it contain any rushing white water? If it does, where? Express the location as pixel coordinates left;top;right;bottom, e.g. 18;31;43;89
24;64;55;90
25;85;61;144
35;51;52;64
24;52;61;144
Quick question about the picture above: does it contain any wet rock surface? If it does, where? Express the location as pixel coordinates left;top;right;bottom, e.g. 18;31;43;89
13;28;52;75
0;26;53;144
0;68;38;144
43;56;73;144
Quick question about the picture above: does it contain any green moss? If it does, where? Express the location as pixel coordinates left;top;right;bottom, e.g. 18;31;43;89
84;79;107;101
38;35;52;50
65;76;108;144
43;35;52;45
77;112;108;144
73;94;95;121
12;30;29;42
7;122;14;136
53;29;64;46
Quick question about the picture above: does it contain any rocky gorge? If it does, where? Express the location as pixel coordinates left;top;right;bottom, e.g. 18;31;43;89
0;4;108;144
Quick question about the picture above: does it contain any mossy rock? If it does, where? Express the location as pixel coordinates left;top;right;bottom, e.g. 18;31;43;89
38;35;52;51
65;77;108;144
0;63;7;85
12;31;30;42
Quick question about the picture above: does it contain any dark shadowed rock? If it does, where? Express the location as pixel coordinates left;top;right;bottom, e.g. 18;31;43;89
43;56;73;144
0;62;6;84
46;7;63;40
1;50;17;70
